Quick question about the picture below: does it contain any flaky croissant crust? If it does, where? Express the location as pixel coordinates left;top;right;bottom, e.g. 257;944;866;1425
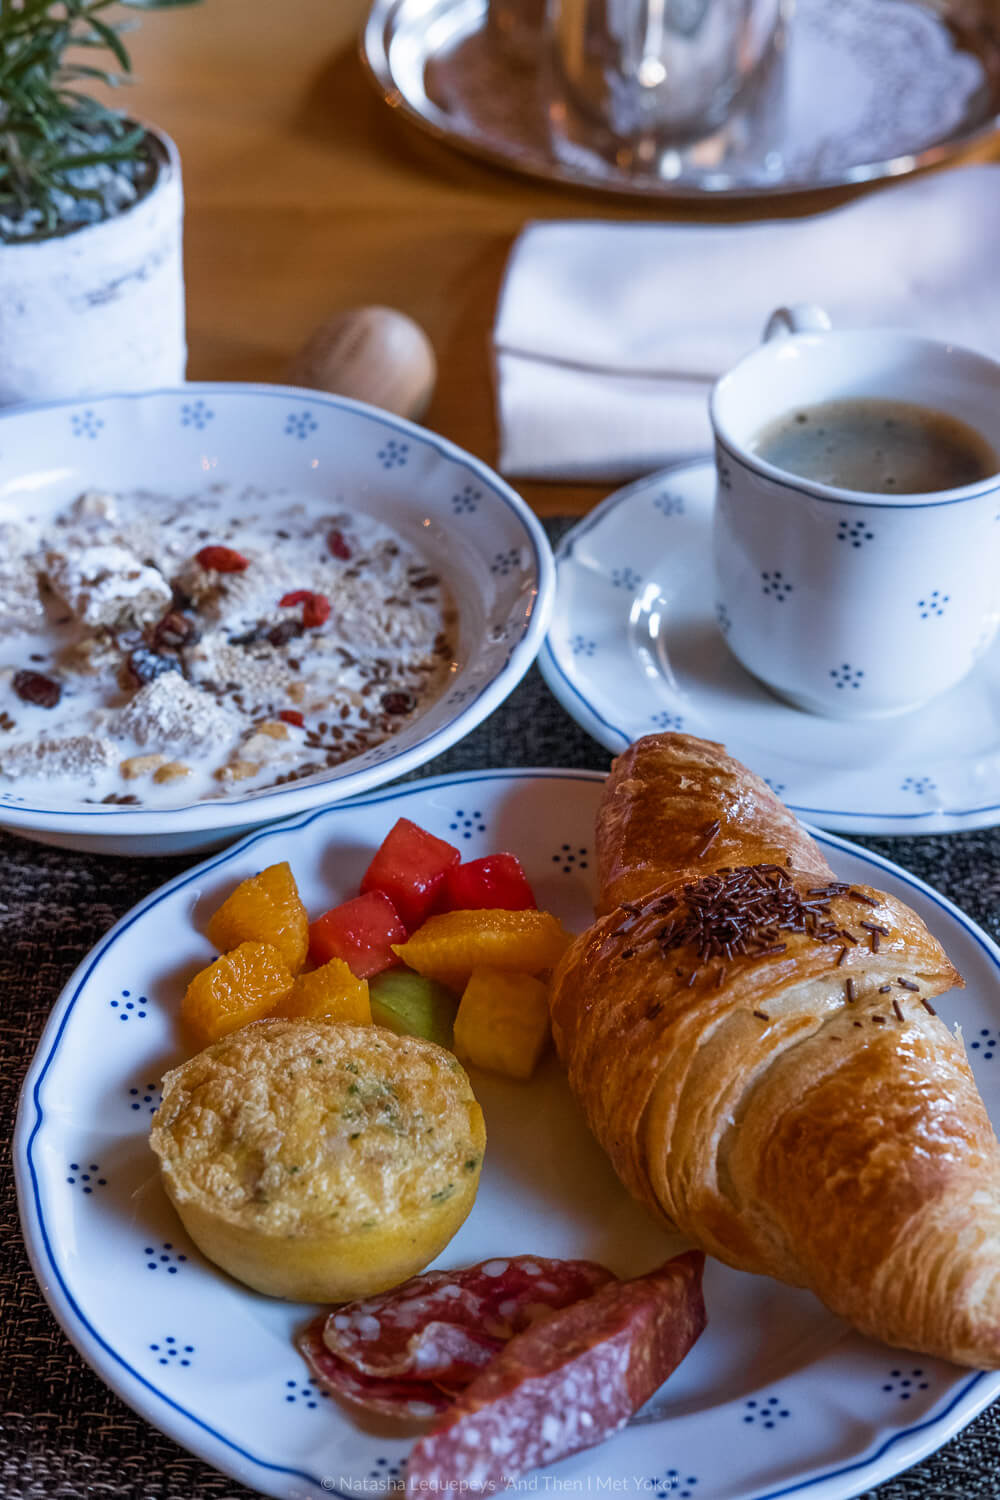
550;734;1000;1368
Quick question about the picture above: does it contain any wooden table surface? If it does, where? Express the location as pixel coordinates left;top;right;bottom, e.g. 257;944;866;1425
120;0;999;518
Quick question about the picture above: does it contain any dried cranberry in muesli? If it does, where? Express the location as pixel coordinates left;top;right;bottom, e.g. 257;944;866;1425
279;590;331;628
0;488;455;807
196;545;250;573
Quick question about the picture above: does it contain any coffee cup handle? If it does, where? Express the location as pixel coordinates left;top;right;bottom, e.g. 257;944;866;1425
762;304;833;342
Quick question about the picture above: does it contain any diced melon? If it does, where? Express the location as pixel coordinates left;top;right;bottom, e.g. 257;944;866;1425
392;909;571;991
181;941;293;1045
369;970;459;1049
207;861;309;974
439;853;537;912
453;967;550;1080
272;959;371;1026
360;817;460;930
308;891;407;978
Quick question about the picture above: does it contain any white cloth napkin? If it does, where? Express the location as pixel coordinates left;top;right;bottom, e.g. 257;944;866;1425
493;165;1000;482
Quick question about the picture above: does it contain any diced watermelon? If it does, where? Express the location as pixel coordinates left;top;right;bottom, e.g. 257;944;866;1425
360;817;461;931
439;853;537;913
308;891;407;978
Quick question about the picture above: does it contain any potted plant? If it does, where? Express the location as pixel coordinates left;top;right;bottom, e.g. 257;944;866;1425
0;0;198;405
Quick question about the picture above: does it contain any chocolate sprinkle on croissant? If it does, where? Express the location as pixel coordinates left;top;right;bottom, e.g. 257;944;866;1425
648;865;874;966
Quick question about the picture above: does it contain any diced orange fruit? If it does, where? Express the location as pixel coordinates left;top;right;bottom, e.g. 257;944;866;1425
272;959;372;1026
181;941;293;1045
453;967;550;1080
207;861;309;974
392;908;572;991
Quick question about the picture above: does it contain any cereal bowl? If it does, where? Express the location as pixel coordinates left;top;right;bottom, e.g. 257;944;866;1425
0;384;554;854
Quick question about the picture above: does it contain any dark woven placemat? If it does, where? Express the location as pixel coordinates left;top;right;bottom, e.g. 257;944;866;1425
2;519;999;1500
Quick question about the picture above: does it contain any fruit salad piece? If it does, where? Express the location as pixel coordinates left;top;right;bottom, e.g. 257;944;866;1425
453;968;551;1080
361;817;461;930
206;860;309;974
392;909;572;991
272;958;372;1026
309;890;407;979
369;970;459;1049
440;853;537;913
181;941;293;1045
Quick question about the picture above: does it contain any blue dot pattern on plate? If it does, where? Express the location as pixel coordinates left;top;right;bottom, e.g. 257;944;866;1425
651;711;685;730
715;602;732;636
838;518;874;547
917;590;949;619
150;1336;195;1367
451;485;481;514
368;1458;404;1490
445;686;477;706
830;663;864;690
901;776;936;796
144;1242;189;1273
66;1161;107;1193
449;809;486;839
761;571;793;601
552;844;589;874
129;1081;162;1115
764;777;787;795
491;548;522;577
881;1367;930;1399
655;492;686;515
970;1029;997;1061
611;566;641;591
743;1396;791;1428
716;461;732;492
180;399;213;429
376;438;408;468
109;988;148;1020
570;635;597;658
70;409;104;439
284;1376;330;1409
285;411;319;440
650;1470;699;1499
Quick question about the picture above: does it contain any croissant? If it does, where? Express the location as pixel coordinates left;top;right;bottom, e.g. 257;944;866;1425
549;732;1000;1367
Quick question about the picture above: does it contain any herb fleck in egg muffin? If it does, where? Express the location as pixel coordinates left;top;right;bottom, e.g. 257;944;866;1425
149;1018;486;1301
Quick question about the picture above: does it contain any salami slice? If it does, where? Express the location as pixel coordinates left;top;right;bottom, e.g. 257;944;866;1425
324;1256;615;1386
297;1316;451;1422
404;1250;706;1494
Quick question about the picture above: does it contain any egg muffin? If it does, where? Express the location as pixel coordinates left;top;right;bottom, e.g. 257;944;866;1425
149;1018;486;1301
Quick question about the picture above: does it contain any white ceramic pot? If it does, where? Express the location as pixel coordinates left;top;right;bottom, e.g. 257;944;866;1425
0;126;186;405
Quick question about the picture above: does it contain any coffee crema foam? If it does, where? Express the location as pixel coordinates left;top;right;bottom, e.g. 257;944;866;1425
751;397;998;495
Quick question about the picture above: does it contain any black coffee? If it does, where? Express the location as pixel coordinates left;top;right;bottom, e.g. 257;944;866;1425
751;397;997;495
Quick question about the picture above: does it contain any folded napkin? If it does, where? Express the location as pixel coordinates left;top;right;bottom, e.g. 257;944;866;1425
493;165;1000;482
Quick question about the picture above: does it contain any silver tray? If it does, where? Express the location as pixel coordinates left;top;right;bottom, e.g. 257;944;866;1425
362;0;1000;199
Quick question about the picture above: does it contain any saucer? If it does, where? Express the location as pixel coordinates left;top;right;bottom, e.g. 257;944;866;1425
539;460;1000;835
362;0;1000;200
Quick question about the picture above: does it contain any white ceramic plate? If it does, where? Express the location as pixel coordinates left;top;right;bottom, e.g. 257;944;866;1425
0;385;553;855
540;461;1000;835
15;769;1000;1500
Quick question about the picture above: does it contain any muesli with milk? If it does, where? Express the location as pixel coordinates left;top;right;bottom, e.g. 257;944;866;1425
0;487;456;807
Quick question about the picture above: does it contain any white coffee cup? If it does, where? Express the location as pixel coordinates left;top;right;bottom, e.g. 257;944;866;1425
709;304;1000;719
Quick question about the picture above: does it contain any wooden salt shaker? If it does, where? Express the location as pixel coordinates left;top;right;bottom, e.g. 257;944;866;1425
284;306;437;421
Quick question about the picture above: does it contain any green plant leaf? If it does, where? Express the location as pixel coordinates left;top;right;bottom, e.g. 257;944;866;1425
82;14;131;70
46;125;146;170
0;0;199;238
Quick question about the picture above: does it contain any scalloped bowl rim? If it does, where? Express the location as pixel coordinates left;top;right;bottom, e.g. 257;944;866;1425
0;383;554;839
